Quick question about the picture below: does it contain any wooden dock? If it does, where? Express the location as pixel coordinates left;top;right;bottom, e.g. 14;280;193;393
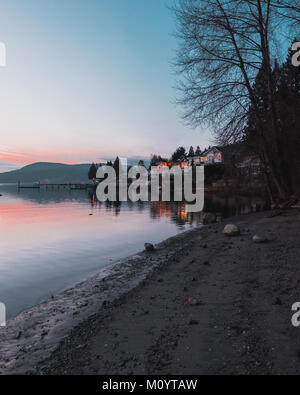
17;182;95;191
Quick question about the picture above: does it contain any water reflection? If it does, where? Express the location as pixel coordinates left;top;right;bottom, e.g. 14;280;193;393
0;184;268;319
204;192;269;217
0;184;269;228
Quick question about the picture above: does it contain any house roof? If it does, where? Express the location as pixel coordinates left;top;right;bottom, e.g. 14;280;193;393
201;147;222;156
201;143;249;159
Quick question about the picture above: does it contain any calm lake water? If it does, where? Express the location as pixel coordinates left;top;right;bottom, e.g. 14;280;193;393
0;184;268;319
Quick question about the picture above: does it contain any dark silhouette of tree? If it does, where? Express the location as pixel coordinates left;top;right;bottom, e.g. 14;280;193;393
195;146;201;156
274;1;300;26
275;46;300;195
113;157;120;178
150;154;168;166
150;155;159;166
171;146;186;162
173;0;299;199
88;163;97;180
188;146;195;157
244;40;300;197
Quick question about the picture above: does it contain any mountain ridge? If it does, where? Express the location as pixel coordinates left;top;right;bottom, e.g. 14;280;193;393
0;159;151;184
0;162;91;184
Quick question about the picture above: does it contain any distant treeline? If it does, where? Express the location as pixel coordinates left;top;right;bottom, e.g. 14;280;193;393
88;157;149;180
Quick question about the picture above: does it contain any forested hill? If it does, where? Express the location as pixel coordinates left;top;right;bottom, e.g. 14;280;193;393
0;162;91;184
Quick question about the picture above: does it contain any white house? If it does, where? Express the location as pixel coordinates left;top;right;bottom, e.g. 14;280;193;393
201;147;223;164
187;155;202;166
188;147;224;165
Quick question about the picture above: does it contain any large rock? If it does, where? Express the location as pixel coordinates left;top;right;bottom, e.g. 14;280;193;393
223;224;240;237
202;212;217;225
144;243;155;252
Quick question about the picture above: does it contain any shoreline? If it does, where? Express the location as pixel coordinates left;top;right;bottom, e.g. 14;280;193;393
2;208;300;374
0;226;201;374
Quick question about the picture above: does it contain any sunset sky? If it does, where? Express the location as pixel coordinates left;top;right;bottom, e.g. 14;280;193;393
0;0;212;172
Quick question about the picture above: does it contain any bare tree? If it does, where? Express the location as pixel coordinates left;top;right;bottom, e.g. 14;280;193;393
173;0;297;198
273;0;300;25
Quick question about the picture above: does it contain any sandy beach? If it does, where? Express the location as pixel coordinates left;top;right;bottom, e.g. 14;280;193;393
1;209;300;375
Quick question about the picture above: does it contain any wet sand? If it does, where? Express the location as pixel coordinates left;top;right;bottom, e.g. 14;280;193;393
2;209;300;375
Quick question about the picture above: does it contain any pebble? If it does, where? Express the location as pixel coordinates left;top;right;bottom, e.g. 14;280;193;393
253;235;268;243
144;243;155;252
187;297;198;306
223;224;240;237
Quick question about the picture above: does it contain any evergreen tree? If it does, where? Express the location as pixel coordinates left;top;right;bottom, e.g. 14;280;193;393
188;146;195;157
195;146;201;156
113;156;120;178
88;163;97;180
244;40;300;196
275;39;300;192
171;146;186;162
150;155;159;166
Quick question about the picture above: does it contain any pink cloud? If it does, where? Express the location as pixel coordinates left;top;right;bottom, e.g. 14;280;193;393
0;148;87;165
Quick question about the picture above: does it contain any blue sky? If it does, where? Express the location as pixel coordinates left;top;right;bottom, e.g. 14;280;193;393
0;0;212;170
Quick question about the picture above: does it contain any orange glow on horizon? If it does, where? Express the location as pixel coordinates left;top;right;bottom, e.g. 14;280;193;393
0;150;86;166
